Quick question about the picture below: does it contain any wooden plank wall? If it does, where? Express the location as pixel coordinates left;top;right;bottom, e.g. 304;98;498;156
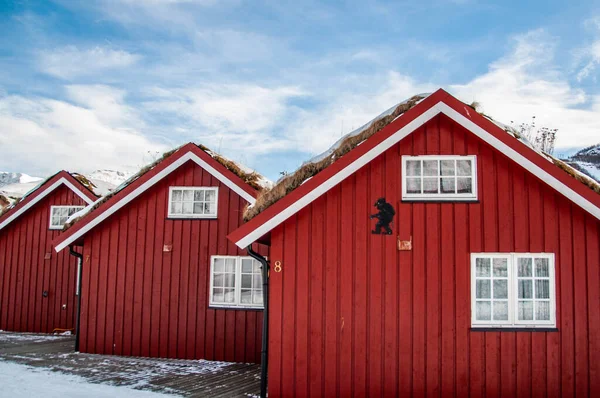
0;185;86;333
79;160;266;363
268;113;600;397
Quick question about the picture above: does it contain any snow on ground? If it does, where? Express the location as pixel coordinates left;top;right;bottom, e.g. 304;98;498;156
0;361;174;397
0;330;68;343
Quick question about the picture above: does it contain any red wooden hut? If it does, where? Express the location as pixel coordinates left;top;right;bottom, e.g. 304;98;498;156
54;143;269;363
0;171;98;333
229;89;600;397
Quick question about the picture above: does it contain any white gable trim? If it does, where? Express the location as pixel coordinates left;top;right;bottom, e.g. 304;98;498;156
55;151;256;252
0;177;95;232
234;101;600;248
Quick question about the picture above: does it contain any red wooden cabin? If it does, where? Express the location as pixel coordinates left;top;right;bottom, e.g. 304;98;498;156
54;143;269;363
229;89;600;397
0;171;97;333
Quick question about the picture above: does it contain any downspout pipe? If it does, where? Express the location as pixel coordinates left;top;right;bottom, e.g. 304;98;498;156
68;245;84;352
247;245;269;398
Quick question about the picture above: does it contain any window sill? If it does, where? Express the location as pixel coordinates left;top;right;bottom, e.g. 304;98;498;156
208;306;264;311
471;327;558;332
402;199;479;203
166;216;217;220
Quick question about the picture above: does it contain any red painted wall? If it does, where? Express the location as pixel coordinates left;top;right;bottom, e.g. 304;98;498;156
267;114;600;397
79;160;266;363
0;185;87;333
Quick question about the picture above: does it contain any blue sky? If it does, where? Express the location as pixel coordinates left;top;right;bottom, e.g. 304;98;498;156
0;0;599;181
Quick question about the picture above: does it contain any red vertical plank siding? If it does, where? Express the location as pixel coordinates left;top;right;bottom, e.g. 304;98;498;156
71;160;264;362
0;185;86;333
265;113;600;397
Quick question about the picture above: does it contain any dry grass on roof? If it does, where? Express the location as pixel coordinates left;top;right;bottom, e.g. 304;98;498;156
197;144;266;191
243;94;427;221
552;157;600;194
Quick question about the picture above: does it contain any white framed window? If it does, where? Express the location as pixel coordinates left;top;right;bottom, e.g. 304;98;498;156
209;256;264;309
402;155;477;200
471;253;556;328
168;187;218;218
49;206;85;230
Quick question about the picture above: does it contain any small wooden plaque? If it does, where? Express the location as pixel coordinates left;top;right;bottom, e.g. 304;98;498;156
398;236;412;251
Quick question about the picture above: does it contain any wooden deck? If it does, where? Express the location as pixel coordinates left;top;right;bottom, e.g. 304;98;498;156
0;332;260;397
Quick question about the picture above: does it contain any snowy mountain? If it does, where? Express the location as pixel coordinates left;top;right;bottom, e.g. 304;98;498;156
562;144;600;183
0;169;133;204
87;170;133;187
0;172;43;188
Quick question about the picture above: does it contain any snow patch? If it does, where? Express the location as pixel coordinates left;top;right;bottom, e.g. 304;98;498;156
0;361;172;397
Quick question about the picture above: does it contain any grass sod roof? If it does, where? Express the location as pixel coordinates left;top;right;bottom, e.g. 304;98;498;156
243;94;429;221
62;143;271;232
243;94;600;221
0;171;101;220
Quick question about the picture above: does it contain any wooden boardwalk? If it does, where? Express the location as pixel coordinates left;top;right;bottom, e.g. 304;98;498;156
0;332;260;397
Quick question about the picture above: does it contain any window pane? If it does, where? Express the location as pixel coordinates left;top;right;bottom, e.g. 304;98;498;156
240;289;252;304
492;258;508;277
535;258;549;277
456;177;472;194
223;288;235;303
182;202;193;214
214;259;224;272
253;260;262;273
476;280;490;299
518;280;533;299
213;288;224;302
493;301;508;320
423;178;438;194
476;258;491;276
440;160;455;176
171;202;182;214
183;190;193;201
253;291;263;304
194;190;205;201
476;301;491;320
406;178;421;194
205;190;216;202
441;178;455;193
456;160;472;176
241;259;253;273
224;258;236;273
406;160;421;176
193;203;204;214
535;280;550;299
423;160;438;176
253;274;262;289
518;258;532;276
241;274;252;289
518;301;534;320
205;202;216;215
493;280;508;299
213;273;224;287
172;190;182;201
535;301;550;320
223;273;235;288
60;207;68;216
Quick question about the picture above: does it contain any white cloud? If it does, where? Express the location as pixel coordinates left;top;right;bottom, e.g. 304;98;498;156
141;83;306;153
450;29;600;149
0;86;165;175
575;18;600;82
38;46;141;79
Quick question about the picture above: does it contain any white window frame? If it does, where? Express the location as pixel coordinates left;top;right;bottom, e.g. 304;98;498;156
167;186;218;219
209;255;264;309
49;205;85;230
402;155;478;201
471;253;556;328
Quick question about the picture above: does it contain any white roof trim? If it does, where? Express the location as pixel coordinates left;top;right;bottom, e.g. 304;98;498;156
0;177;95;232
55;151;256;252
234;101;600;248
